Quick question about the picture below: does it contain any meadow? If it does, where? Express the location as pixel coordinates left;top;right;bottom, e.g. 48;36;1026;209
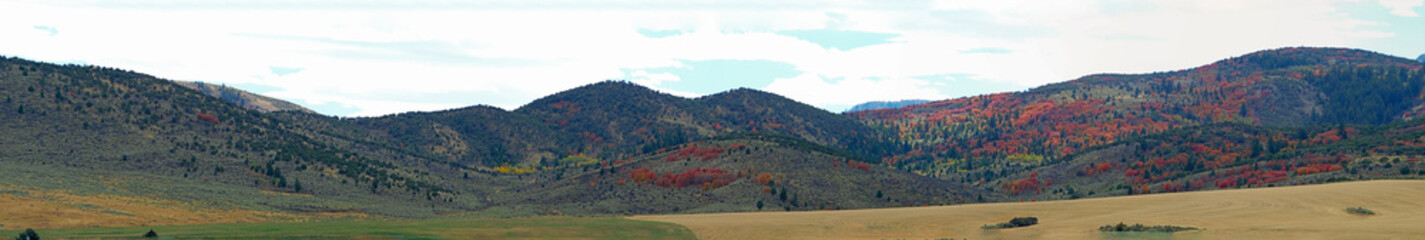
635;180;1425;240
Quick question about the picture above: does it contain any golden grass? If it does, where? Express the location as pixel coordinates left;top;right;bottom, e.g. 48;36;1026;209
0;185;362;229
634;180;1425;240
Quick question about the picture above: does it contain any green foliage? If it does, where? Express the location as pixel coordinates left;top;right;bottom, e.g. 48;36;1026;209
1346;207;1376;215
983;217;1038;229
14;229;38;240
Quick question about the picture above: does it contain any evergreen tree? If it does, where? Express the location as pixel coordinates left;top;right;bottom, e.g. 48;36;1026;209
15;228;38;240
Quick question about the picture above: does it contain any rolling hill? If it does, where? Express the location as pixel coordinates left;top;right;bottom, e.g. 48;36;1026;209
0;56;499;218
3;46;1425;228
852;47;1425;178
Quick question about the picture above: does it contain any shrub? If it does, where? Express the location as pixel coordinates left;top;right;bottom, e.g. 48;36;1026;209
1346;207;1375;215
1098;222;1199;232
15;228;39;240
143;229;158;238
982;217;1038;229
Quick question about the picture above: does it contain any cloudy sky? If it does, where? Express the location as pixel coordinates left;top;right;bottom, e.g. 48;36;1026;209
1;0;1421;116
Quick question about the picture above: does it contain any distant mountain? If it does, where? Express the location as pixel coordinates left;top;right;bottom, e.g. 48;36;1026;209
845;99;930;112
174;80;313;113
1417;53;1424;63
852;47;1425;177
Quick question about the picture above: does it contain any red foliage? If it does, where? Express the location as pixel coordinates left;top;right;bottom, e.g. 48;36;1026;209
627;167;737;190
195;113;220;124
1294;164;1343;176
847;161;871;171
1003;171;1044;195
629;167;658;184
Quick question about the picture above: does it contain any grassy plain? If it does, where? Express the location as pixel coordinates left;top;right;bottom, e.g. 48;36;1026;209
0;217;694;240
635;180;1425;240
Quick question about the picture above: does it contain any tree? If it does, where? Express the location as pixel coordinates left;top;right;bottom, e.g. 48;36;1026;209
756;200;764;210
143;229;158;238
15;228;38;240
875;190;883;198
294;178;303;192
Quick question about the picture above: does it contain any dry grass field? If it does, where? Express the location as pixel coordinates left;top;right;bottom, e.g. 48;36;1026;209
634;180;1425;240
0;186;320;229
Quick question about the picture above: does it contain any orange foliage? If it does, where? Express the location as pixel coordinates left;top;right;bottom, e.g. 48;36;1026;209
195;113;220;124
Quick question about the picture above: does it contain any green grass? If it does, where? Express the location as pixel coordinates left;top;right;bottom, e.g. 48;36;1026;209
0;217;696;240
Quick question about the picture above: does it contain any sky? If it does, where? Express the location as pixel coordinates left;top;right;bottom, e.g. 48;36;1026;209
0;0;1421;117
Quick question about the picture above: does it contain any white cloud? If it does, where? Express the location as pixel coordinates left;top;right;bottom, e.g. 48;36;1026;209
1379;0;1423;16
0;0;1410;116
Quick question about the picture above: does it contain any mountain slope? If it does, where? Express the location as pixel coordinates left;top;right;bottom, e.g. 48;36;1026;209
852;47;1425;176
485;134;982;216
985;118;1425;202
0;57;496;218
174;80;313;113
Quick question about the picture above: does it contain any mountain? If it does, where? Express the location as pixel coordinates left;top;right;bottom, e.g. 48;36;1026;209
1417;53;1423;63
845;99;930;112
5;46;1425;223
851;47;1425;177
485;134;986;216
174;80;313;113
984;118;1425;201
0;56;500;218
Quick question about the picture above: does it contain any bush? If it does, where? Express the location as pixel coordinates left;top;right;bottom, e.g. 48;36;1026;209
1009;217;1038;227
1346;207;1375;215
982;216;1038;229
15;228;39;240
143;229;158;238
1099;222;1199;232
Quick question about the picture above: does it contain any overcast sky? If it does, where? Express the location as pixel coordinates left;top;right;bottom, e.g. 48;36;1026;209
2;0;1421;116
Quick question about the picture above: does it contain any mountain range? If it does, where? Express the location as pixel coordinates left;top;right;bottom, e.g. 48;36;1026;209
845;99;930;112
1;47;1422;219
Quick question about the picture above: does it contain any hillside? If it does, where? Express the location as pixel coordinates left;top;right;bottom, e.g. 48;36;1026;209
636;180;1425;240
5;46;1425;227
173;80;313;113
978;117;1425;201
483;134;983;216
845;99;930;112
0;56;499;218
347;81;896;170
852;47;1425;177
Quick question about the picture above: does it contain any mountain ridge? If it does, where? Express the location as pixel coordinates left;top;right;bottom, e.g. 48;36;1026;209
3;47;1424;222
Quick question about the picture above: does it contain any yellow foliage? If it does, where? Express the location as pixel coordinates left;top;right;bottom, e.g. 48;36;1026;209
493;165;535;174
1005;154;1044;163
